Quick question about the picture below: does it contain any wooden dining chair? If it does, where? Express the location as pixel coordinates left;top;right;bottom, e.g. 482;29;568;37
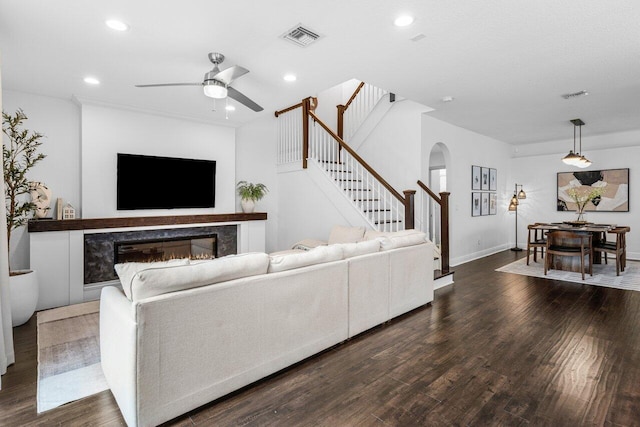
544;230;592;280
593;226;630;276
526;223;548;265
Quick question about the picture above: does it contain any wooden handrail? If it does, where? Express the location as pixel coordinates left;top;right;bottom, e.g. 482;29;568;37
417;180;441;205
337;81;365;139
417;179;450;274
343;81;365;110
274;102;303;117
309;110;405;203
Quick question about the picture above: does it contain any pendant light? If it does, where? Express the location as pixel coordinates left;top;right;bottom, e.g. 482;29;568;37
562;119;591;168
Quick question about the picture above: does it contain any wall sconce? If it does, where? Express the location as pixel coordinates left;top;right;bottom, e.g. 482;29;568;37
508;183;526;251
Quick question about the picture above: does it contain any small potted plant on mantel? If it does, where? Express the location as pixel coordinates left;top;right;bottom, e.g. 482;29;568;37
2;108;46;326
236;181;268;213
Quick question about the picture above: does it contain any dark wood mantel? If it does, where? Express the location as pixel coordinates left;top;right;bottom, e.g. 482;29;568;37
28;212;267;233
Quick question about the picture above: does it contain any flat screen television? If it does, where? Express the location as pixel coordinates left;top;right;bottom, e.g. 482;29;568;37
117;153;216;210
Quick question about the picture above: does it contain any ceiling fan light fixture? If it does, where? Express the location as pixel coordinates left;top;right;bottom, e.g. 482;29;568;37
203;81;227;99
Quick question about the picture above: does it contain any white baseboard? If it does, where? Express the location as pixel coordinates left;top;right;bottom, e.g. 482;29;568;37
451;243;512;267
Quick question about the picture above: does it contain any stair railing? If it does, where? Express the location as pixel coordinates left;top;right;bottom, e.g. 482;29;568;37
417;180;450;273
275;96;415;232
337;82;388;141
309;110;414;232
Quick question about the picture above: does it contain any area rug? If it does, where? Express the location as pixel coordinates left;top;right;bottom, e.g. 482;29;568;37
496;258;640;292
37;300;108;413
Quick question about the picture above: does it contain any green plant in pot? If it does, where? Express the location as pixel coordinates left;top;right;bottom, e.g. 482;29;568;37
2;108;46;326
236;181;268;213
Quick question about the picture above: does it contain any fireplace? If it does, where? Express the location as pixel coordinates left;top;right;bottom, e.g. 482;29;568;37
114;235;217;264
84;225;238;284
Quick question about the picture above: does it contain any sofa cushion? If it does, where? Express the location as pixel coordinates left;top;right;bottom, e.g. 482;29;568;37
328;225;366;245
115;258;190;300
268;244;343;273
335;239;381;259
127;252;270;302
365;229;428;251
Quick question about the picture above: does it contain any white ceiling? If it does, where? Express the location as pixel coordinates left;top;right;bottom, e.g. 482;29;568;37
1;0;639;145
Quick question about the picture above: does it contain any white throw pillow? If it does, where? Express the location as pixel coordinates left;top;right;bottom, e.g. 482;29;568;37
127;252;270;302
268;244;343;273
328;225;366;245
115;258;190;300
336;239;381;259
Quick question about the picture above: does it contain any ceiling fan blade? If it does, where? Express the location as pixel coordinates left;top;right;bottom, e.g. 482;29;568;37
227;87;263;112
212;65;249;85
135;83;203;88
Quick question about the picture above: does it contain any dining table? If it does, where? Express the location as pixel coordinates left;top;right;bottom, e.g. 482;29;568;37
530;222;630;273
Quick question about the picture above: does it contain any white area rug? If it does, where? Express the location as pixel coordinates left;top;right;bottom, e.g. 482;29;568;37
36;300;108;413
496;258;640;292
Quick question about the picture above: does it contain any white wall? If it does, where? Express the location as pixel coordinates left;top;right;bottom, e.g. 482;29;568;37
235;115;278;253
357;99;428;193
511;145;639;259
2;90;80;270
421;114;513;266
81;103;235;218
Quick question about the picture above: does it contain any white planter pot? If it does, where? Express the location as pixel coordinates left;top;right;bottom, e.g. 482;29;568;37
10;269;39;327
241;199;255;213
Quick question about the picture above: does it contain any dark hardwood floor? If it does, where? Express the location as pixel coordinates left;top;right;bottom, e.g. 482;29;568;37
2;249;640;426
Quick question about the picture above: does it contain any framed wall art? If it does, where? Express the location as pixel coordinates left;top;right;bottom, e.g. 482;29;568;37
489;193;497;215
481;192;490;216
472;192;481;216
472;165;481;190
481;167;489;190
557;168;629;212
489;168;497;191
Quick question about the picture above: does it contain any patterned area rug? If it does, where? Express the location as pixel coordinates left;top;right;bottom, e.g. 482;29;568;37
37;300;108;413
496;258;640;292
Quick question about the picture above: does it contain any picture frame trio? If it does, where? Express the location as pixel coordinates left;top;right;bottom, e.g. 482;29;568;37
471;165;496;217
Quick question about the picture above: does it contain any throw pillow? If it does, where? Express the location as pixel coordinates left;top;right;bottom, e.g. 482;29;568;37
328;225;366;245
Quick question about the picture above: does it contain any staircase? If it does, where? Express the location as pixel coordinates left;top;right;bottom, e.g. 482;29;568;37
275;83;451;277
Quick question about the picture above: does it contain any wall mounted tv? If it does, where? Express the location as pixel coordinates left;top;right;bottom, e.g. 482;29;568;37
117;153;216;210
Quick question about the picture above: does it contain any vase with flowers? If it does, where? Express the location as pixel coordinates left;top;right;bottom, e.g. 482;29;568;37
566;185;606;223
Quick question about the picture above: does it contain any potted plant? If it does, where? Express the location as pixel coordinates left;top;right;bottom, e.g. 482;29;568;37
2;108;46;326
236;181;268;213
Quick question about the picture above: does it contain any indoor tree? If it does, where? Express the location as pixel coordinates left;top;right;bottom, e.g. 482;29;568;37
2;108;46;254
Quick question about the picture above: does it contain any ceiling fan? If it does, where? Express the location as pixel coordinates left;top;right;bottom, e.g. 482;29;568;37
135;52;263;112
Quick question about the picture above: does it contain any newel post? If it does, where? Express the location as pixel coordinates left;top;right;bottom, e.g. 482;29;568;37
439;191;451;273
301;97;311;169
403;190;416;230
337;104;345;140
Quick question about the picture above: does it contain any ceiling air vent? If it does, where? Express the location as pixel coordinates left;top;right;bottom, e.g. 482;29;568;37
561;90;589;99
282;24;322;47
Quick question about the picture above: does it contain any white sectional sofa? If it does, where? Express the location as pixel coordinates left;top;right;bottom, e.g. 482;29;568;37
100;228;434;427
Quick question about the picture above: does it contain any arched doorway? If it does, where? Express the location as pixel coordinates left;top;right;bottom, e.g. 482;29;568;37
424;143;451;246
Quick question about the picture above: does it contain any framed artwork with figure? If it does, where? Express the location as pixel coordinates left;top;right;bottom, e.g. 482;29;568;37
472;192;481;216
481;167;489;190
481;192;490;216
472;165;481;190
489;168;497;191
557;168;629;212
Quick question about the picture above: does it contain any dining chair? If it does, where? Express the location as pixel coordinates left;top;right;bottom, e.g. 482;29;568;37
593;226;630;276
526;223;548;265
544;230;592;280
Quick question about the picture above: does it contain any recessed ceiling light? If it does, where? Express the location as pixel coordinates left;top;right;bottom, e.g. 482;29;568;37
394;15;414;27
283;74;297;82
225;105;236;111
83;77;100;85
442;96;454;102
105;19;129;32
